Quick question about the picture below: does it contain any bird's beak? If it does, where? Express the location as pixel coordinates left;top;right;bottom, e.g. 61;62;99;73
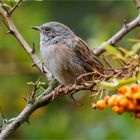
32;26;41;31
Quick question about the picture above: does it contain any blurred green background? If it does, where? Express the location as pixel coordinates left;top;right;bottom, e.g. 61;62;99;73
0;0;140;139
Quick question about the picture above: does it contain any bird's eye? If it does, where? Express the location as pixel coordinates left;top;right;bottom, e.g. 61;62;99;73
45;27;51;32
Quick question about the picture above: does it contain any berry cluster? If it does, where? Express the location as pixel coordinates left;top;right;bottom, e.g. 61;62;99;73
92;84;140;118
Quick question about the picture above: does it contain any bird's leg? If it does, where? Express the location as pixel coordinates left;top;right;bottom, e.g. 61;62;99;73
63;83;77;94
63;84;83;106
68;94;83;106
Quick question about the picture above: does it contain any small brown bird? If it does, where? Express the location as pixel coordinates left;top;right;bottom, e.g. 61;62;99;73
32;22;104;85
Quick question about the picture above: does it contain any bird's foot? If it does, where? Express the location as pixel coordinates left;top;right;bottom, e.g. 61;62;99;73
63;84;77;94
52;84;64;100
68;94;83;106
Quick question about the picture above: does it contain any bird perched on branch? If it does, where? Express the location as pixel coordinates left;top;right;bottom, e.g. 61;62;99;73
32;22;105;85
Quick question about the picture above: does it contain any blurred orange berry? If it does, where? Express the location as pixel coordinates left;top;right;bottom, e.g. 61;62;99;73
131;84;140;93
125;90;133;98
112;106;124;114
96;100;106;110
118;86;128;94
127;101;136;111
92;84;140;119
133;93;140;100
116;95;125;103
118;98;129;108
108;94;118;107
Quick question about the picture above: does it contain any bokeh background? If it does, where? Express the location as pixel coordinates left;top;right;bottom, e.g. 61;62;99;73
0;0;140;139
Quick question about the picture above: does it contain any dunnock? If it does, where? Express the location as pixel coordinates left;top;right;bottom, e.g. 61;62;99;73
32;22;104;85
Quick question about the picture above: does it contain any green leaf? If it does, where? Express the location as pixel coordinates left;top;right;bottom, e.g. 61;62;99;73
7;0;17;2
27;81;36;86
37;81;46;86
35;88;45;95
27;81;46;87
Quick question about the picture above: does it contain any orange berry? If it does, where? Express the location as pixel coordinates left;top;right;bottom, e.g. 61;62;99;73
96;100;106;110
112;106;124;114
133;93;140;100
127;101;136;111
116;94;125;103
118;86;128;94
108;94;118;107
131;84;140;93
118;98;129;108
125;90;133;99
112;106;119;113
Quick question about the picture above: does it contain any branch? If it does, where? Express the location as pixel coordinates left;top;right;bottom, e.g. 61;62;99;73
94;12;140;56
0;0;140;139
0;79;94;139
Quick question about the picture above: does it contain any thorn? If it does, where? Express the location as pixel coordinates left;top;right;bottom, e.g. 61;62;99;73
5;30;14;35
123;19;128;28
22;96;27;103
5;31;11;34
9;0;22;15
31;42;36;54
42;63;47;73
110;40;114;46
32;63;36;67
26;119;30;125
137;6;140;12
30;88;36;99
10;30;14;35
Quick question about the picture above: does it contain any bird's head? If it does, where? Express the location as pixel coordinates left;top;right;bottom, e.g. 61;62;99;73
32;22;74;41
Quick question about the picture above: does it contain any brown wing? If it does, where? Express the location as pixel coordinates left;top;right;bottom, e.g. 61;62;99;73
73;37;104;74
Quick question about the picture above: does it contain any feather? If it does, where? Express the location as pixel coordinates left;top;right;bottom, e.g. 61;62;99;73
73;37;104;74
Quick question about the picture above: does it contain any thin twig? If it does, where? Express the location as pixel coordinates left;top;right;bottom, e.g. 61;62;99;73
32;42;36;54
94;14;140;56
9;0;22;15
